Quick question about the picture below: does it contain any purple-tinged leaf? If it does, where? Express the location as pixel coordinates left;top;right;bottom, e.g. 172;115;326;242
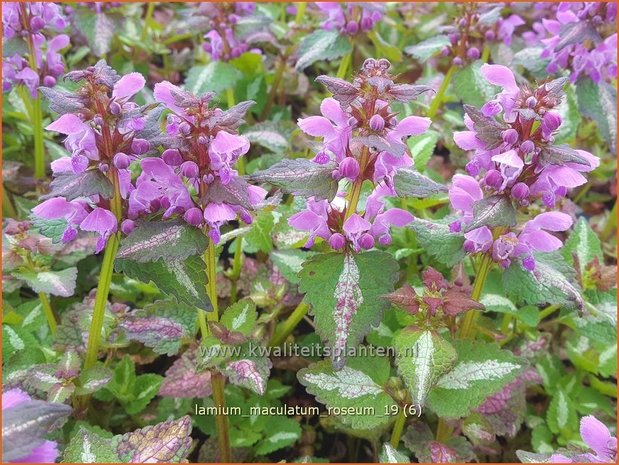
250;158;338;200
116;220;209;263
299;251;399;370
223;358;271;395
463;104;506;150
315;75;360;107
393;168;448;198
113;416;192;463
39;86;86;115
56;350;81;379
201;176;255;210
538;144;592;167
389;83;434;103
555;21;602;52
2;399;72;462
120;315;184;356
40;169;114;202
159;346;212;398
76;366;113;395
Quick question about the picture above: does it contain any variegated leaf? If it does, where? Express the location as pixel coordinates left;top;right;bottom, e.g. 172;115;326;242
14;268;78;297
223;358;271;395
116;220;209;263
220;299;257;336
299;251;399;369
428;340;525;419
298;356;397;430
394;329;457;408
113;416;193;463
379;443;410;463
159;346;212;398
63;427;119;463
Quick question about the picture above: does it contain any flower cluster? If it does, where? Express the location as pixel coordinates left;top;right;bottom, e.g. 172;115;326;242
526;2;617;83
128;81;266;243
195;2;263;62
290;58;432;252
440;4;524;66
32;61;149;252
2;2;69;96
314;2;384;36
449;64;599;270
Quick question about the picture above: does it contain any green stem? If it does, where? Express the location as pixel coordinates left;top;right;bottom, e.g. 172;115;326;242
83;231;120;369
38;292;57;334
32;94;45;178
229;238;243;303
269;301;309;347
427;65;456;119
140;2;156;41
389;409;407;447
203;238;231;462
601;199;617;240
294;2;306;24
2;184;18;219
259;58;286;120
539;304;560;321
500;313;513;335
336;49;353;79
481;45;491;63
458;253;493;339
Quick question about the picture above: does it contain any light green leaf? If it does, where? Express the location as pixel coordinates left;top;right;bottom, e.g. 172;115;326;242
244;210;274;253
63;427;119;463
298;356;396;430
296;30;352;71
14;268;78;297
503;253;584;312
562;217;602;272
409;218;465;267
576;77;617;151
405;35;450;63
298;251;399;369
546;390;577;436
115;255;212;311
408;131;439;172
254;416;302;455
116;220;209;263
428;340;524;419
270;249;315;284
220;299;257;336
185;62;242;96
379;443;410;463
394;329;457;407
453;61;499;108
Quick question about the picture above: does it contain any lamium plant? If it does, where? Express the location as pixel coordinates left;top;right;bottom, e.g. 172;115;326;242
2;2;616;465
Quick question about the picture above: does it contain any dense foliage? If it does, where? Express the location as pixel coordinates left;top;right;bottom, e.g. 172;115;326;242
2;2;617;464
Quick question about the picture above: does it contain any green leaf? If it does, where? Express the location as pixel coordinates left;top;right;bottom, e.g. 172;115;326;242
30;217;68;243
254;416;302;456
453;61;499;108
512;47;549;78
114;416;192;463
295;30;352;71
503;253;584;312
576;77;617;151
185;62;242;96
250;159;338;200
41;169;113;201
298;356;397;430
125;374;163;415
120;315;185;356
546;390;578;437
555;85;582;144
220;299;257;336
427;340;524;419
74;10;114;57
115;255;212;311
463;195;517;233
368;30;402;62
270;249;315;284
395;329;457;408
298;251;399;369
562;217;603;271
408;131;439;172
116;220;209;263
243;122;290;154
404;35;450;63
63;427;119;463
14;268;78;297
379;443;410;463
409;218;465;267
76;365;112;395
244;210;274;253
531;423;554;453
393;168;447;199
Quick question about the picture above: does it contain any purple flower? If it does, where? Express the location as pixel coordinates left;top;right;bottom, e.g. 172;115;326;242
2;389;60;463
133;81;266;243
298;97;352;161
314;2;384;36
32;62;150;252
197;3;266;62
549;415;617;463
2;2;69;96
530;3;617;83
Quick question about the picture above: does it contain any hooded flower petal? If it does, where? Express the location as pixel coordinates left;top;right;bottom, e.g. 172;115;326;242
113;72;146;100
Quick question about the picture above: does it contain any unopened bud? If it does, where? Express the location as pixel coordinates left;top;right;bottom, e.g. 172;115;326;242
329;233;346;250
511;182;529;200
120;219;135;235
369;114;385;132
180;160;199;178
359;233;375;250
131;138;150;155
466;47;480;60
183;207;203;226
162;149;183;166
113;152;130;169
484;169;503;189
